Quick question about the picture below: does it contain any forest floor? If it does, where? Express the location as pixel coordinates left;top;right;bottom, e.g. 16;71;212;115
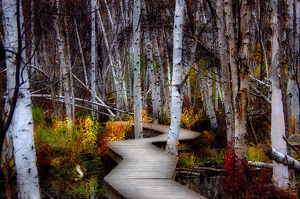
0;118;296;199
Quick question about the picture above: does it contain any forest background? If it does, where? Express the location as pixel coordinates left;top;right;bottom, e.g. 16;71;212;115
0;0;299;198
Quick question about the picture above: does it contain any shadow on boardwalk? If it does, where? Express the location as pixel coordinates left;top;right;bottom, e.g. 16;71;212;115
104;123;207;199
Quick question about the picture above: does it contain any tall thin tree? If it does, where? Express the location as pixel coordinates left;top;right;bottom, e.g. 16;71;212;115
166;0;185;155
133;0;143;139
2;0;41;197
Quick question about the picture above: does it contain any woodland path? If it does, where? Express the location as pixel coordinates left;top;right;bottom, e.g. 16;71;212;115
104;122;207;199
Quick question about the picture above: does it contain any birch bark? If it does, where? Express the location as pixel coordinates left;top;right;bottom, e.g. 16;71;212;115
286;0;299;135
166;0;185;155
263;145;300;172
234;0;250;160
198;63;218;129
103;0;127;110
91;0;97;118
2;0;40;197
54;0;71;121
142;0;159;123
74;18;88;85
133;0;143;139
269;0;289;189
224;0;238;145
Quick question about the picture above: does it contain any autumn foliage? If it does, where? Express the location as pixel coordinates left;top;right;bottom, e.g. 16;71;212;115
98;121;132;158
222;143;293;199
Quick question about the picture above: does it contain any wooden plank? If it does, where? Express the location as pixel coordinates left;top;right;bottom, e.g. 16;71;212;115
104;123;206;199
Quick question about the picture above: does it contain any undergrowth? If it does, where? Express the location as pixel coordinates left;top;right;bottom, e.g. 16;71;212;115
222;143;293;199
247;142;272;163
98;119;132;156
181;108;205;129
33;107;108;197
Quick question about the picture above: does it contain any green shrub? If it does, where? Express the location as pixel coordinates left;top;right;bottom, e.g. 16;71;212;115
32;107;46;125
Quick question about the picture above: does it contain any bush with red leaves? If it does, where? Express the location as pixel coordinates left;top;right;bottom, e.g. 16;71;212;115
222;143;294;199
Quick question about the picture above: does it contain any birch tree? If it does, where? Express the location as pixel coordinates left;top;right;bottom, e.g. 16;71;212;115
91;0;97;118
54;0;72;122
224;0;238;146
223;0;249;160
166;0;185;155
234;0;250;160
286;0;300;136
142;0;160;124
103;0;128;112
74;18;88;85
133;0;143;139
2;0;40;197
269;0;289;189
217;0;233;142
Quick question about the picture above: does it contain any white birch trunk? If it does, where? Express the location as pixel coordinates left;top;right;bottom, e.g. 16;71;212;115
152;37;162;120
198;64;218;129
217;0;234;142
55;0;71;121
64;17;75;121
224;0;237;144
2;0;40;197
90;0;97;118
96;4;125;115
133;0;143;139
166;0;185;155
103;1;127;110
74;18;88;85
234;0;250;160
269;0;289;188
287;0;299;135
164;32;172;120
141;0;159;123
215;67;220;111
144;30;159;123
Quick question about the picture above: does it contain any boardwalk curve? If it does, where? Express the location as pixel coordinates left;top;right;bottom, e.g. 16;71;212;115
104;123;207;199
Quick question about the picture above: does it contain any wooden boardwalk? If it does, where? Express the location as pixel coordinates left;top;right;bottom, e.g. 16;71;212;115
104;123;207;199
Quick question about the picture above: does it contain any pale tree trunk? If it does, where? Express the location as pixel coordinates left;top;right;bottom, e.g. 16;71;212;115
2;0;40;198
159;28;170;121
91;0;97;118
55;0;71;121
29;0;36;77
64;17;75;121
186;0;200;106
285;0;298;192
152;37;163;120
142;0;159;123
269;0;289;189
224;0;237;145
96;6;121;114
198;64;218;130
47;32;60;119
96;3;125;116
144;31;159;123
103;1;127;110
215;67;221;111
286;0;299;135
74;18;88;85
198;63;208;115
166;0;185;155
234;0;250;160
133;0;143;139
164;31;171;120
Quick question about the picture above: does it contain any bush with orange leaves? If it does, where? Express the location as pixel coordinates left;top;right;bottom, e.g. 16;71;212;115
99;121;132;158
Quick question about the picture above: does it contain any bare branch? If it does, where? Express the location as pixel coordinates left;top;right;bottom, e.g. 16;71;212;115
250;83;271;105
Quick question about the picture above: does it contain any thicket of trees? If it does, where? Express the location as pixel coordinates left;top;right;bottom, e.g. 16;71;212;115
0;0;299;197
